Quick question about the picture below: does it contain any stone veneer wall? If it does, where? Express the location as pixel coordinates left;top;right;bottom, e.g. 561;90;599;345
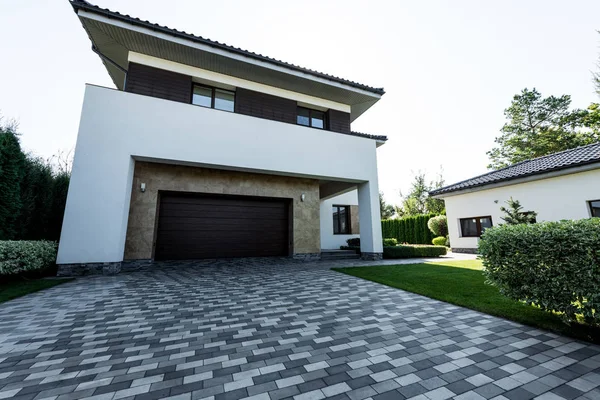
124;162;320;260
350;205;360;234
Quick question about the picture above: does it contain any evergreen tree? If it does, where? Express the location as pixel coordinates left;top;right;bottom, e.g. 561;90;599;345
487;88;599;169
49;171;70;241
500;197;537;225
0;124;25;239
17;156;54;239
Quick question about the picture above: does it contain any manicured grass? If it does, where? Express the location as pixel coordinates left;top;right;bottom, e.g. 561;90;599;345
0;278;73;304
333;260;600;344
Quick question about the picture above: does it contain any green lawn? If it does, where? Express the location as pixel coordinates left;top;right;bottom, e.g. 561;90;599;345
333;260;600;344
0;279;73;304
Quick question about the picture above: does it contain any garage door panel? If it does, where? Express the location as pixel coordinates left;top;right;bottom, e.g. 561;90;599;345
160;196;287;209
155;193;290;260
158;209;287;220
156;220;288;231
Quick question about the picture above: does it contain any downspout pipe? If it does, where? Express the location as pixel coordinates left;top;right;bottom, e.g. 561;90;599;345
91;45;128;88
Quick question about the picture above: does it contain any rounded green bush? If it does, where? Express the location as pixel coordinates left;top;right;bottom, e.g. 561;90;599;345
479;219;600;325
346;238;360;247
427;215;448;237
432;236;446;246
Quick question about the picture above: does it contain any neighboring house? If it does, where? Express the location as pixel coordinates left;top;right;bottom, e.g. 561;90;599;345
57;0;386;274
430;143;600;253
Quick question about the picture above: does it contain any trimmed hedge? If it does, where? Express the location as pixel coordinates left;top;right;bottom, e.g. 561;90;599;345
0;241;57;276
383;238;398;247
381;213;437;245
383;245;447;259
479;219;600;325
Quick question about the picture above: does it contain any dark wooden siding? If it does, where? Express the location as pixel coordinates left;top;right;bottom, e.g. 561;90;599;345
155;192;289;260
124;64;352;133
327;109;351;134
125;63;192;103
235;88;297;124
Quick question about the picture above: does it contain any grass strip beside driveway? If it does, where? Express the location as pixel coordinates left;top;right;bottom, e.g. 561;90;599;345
333;260;600;344
0;278;73;304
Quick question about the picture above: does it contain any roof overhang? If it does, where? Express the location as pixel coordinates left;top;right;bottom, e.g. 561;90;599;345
71;1;384;122
430;162;600;199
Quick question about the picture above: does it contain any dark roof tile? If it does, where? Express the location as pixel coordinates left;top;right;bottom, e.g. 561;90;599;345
69;0;385;95
430;142;600;196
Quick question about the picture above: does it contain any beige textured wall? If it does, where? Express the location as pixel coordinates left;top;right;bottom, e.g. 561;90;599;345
350;205;360;234
124;161;320;259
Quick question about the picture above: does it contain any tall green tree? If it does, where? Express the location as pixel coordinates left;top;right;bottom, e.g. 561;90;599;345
379;191;395;219
395;170;445;217
0;122;25;239
16;156;54;239
487;88;599;169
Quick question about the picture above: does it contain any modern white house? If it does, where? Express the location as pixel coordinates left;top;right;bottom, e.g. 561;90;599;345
57;0;386;274
430;143;600;253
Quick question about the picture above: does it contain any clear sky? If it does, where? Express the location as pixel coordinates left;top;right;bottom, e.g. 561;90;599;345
1;0;599;205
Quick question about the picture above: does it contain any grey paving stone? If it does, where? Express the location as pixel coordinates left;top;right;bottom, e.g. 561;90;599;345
0;258;598;400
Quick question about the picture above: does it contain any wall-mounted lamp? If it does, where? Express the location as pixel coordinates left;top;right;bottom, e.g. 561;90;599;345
141;183;146;193
301;193;305;202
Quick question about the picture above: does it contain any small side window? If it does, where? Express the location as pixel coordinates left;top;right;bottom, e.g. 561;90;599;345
333;205;350;234
459;216;493;237
589;200;600;217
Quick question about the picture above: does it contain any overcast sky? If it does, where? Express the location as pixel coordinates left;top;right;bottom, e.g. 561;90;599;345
1;0;599;205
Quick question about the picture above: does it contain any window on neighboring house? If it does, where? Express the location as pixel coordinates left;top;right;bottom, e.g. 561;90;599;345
333;205;350;234
297;107;325;129
589;200;600;217
192;85;235;112
459;216;493;237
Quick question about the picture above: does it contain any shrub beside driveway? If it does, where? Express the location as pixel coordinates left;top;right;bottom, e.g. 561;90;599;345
0;240;71;304
479;218;600;326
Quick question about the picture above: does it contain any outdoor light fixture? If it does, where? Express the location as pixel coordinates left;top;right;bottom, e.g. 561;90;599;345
141;183;146;193
301;193;305;202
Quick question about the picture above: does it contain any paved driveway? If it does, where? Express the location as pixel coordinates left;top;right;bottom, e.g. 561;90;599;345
0;259;599;400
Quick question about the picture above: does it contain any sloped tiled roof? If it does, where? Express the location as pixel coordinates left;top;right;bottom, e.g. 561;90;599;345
350;131;387;141
430;142;600;196
69;0;385;95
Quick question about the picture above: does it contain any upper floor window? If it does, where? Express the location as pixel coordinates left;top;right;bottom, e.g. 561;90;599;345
297;107;325;129
192;85;235;112
589;200;600;218
460;216;492;237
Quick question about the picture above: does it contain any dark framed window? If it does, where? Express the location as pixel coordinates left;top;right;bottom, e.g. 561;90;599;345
192;84;235;112
297;107;325;129
589;200;600;218
333;205;350;234
459;216;492;237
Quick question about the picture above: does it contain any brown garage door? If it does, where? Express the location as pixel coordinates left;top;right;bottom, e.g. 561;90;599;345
155;192;289;260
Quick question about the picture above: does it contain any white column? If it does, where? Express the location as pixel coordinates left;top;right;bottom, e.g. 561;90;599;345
357;180;383;259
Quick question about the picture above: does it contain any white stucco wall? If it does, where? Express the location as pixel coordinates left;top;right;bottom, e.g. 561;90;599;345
320;190;359;250
57;85;383;264
444;168;600;250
